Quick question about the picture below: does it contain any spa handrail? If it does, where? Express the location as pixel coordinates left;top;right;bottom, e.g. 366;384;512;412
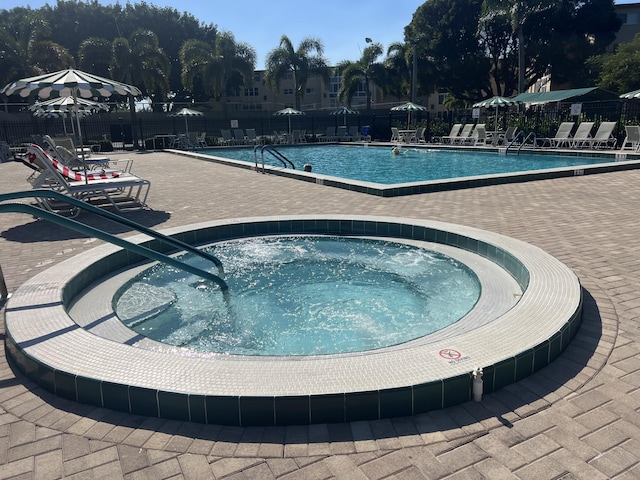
0;191;228;292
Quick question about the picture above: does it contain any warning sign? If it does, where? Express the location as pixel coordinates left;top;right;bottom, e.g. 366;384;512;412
435;348;471;366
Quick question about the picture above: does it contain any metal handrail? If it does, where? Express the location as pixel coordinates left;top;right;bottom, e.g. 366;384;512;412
254;144;295;172
505;132;536;155
0;191;228;293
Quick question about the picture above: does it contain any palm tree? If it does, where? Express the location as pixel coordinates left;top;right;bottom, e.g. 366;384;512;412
264;35;329;111
77;37;113;79
110;29;170;146
480;0;554;93
179;32;256;106
0;18;73;101
337;42;386;111
385;42;413;101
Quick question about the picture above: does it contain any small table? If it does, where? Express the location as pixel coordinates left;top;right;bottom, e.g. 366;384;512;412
486;131;505;146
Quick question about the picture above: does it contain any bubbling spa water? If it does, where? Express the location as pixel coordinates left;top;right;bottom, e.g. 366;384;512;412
114;236;481;356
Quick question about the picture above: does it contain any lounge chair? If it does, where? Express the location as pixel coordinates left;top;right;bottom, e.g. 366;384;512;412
320;127;336;142
245;129;259;145
453;124;474;144
415;127;426;143
220;129;234;145
0;141;16;163
620;125;640;151
440;124;463;144
390;127;403;143
195;132;209;148
23;144;150;216
498;126;518;145
469;124;488;145
536;122;575;148
569;122;595;148
587;122;617;149
348;126;361;141
233;129;247;145
336;126;350;141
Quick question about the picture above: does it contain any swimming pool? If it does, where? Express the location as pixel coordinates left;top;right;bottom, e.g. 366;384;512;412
182;144;640;197
205;145;618;183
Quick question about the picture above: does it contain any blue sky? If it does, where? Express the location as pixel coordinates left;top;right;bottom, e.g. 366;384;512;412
2;0;425;69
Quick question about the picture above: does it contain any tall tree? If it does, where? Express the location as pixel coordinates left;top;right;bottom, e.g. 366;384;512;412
337;42;386;110
179;32;256;107
589;33;640;93
265;35;330;110
406;0;491;102
384;42;412;101
480;0;555;94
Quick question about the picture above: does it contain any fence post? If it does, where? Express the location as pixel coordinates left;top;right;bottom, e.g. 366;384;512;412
0;264;8;303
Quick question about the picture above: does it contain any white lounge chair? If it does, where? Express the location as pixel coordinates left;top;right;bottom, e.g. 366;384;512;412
24;144;150;216
320;127;336;142
620;125;640;151
440;124;463;144
245;129;259;145
453;124;474;144
536;122;575;148
390;127;403;143
570;122;595;148
587;122;617;149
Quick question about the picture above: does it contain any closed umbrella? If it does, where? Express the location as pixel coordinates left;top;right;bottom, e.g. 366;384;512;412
274;107;305;134
1;68;141;181
329;106;359;126
390;101;427;128
168;107;203;135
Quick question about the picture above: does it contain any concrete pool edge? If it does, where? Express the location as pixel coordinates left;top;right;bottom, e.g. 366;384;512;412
4;215;583;426
170;145;640;197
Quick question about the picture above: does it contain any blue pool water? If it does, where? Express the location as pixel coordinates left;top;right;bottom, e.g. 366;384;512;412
115;236;481;356
204;145;615;184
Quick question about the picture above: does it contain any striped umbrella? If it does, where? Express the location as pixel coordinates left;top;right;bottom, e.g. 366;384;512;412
169;107;203;135
1;68;140;181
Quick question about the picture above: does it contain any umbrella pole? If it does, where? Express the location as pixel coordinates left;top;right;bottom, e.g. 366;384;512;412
185;116;188;136
73;90;88;184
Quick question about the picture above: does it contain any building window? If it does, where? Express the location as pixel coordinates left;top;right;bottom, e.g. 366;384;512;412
253;72;261;82
306;87;315;94
283;88;294;95
619;12;639;25
244;87;259;97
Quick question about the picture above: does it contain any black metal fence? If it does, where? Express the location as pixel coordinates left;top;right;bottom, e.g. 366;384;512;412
3;100;640;151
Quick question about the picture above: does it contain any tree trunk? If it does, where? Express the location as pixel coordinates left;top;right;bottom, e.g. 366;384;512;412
518;27;525;94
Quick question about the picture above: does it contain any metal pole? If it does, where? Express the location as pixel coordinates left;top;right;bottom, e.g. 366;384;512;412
0;264;8;302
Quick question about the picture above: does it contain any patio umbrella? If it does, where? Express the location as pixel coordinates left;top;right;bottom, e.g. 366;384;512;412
273;107;305;134
168;107;203;135
329;106;359;126
30;96;108;138
1;68;141;181
472;96;516;129
390;101;428;127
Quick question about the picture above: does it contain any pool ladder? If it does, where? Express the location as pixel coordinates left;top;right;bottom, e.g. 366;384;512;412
254;145;295;173
503;131;537;155
0;190;228;295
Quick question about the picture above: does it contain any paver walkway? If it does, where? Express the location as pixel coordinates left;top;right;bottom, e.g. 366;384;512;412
0;150;638;479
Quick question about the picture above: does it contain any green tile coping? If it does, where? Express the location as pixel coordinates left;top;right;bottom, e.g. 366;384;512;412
4;215;582;425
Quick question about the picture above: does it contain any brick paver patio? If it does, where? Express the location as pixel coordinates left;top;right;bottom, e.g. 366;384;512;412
0;149;638;479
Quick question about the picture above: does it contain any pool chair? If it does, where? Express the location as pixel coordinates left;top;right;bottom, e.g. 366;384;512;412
220;129;234;145
336;126;350;141
41;135;128;172
23;144;150;216
348;126;361;141
245;129;259;145
390;127;403;143
587;121;617;149
569;121;595;148
233;128;247;145
453;124;474;144
319;127;336;142
415;127;427;143
498;126;519;145
620;125;640;151
536;121;575;148
468;124;488;146
439;123;463;144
